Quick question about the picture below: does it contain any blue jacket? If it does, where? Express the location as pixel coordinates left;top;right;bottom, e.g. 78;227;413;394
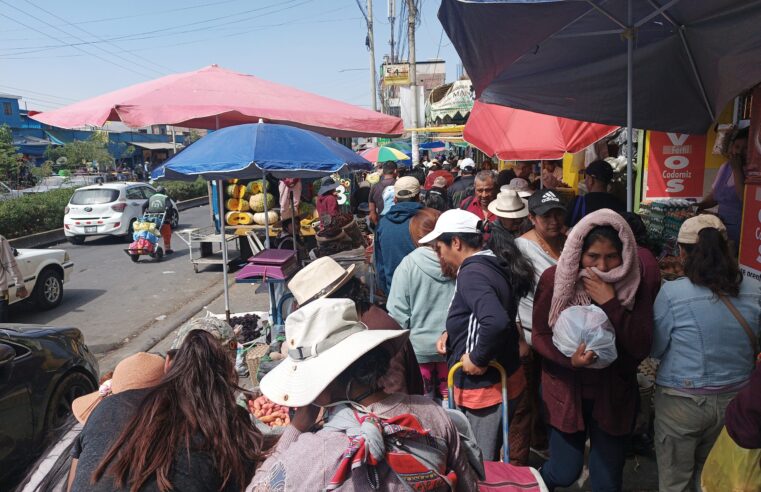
652;277;761;389
374;201;423;294
387;247;456;363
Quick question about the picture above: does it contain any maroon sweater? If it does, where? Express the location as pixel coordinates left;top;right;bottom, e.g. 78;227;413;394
532;265;654;436
725;362;761;449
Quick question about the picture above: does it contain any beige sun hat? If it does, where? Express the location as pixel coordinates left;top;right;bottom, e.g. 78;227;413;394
287;256;356;306
259;298;407;407
677;214;727;244
72;352;165;424
488;189;529;219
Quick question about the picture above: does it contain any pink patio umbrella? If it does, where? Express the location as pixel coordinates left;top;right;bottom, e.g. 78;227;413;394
464;100;617;160
31;65;403;138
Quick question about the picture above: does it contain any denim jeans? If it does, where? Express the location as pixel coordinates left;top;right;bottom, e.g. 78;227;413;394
540;399;626;492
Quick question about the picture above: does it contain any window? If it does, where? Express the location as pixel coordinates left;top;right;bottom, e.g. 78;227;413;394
126;187;145;199
70;189;120;205
3;102;11;116
141;186;156;198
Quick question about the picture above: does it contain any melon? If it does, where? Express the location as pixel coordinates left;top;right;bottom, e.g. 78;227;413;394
225;211;256;226
298;201;315;216
226;198;250;212
226;184;249;199
253;211;279;225
247;180;265;195
248;193;275;213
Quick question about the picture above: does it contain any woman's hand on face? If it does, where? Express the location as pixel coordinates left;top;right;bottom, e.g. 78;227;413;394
570;343;598;368
436;332;448;356
461;353;488;375
291;404;322;433
582;268;616;305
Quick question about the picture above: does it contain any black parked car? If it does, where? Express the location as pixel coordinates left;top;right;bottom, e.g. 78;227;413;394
0;324;98;487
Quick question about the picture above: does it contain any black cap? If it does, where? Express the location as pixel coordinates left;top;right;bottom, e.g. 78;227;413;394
585;159;614;183
528;189;566;216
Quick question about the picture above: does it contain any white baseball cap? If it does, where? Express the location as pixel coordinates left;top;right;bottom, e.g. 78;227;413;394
418;209;482;244
458;157;475;170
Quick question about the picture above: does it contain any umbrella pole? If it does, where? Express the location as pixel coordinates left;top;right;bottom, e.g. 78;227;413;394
626;0;634;212
217;179;231;322
262;171;270;248
290;189;297;254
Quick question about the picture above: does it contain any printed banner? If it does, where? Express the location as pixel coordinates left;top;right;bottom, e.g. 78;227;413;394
645;132;706;199
738;183;761;286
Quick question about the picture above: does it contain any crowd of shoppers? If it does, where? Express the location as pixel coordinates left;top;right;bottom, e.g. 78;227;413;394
67;155;761;491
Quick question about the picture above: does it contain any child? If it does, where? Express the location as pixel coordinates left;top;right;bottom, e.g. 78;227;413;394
316;178;340;229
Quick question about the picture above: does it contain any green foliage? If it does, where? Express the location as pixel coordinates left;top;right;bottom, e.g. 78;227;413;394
161;178;208;202
0;125;23;183
184;130;203;146
44;134;115;171
0;188;75;239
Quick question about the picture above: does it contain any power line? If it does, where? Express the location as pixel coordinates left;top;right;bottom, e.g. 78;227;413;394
0;4;160;79
23;0;175;74
0;84;78;102
1;0;245;34
0;0;313;55
0;9;355;61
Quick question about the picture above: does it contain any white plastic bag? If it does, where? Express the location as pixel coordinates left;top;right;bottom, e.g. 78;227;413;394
552;305;618;369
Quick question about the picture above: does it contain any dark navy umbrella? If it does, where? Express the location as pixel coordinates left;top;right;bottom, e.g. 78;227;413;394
439;0;761;210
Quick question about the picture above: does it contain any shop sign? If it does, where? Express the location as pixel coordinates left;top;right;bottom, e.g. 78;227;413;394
382;63;410;86
738;183;761;285
644;131;706;199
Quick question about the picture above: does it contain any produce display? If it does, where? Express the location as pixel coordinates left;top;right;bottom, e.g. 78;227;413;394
224;211;256;225
639;200;694;257
230;313;261;343
249;192;276;213
247;395;291;427
247;180;264;195
226;198;251;212
253;211;279;225
226;183;250;199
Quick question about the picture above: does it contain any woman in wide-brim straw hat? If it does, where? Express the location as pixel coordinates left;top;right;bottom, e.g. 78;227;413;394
287;256;424;395
248;298;478;491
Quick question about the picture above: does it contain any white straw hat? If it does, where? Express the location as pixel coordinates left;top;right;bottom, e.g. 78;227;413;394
488;190;529;219
287;257;355;306
259;298;406;407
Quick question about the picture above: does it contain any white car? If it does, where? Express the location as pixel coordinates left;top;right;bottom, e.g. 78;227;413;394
63;183;179;244
9;247;73;309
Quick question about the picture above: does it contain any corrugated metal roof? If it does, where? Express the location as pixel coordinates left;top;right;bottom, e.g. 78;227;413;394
131;142;180;150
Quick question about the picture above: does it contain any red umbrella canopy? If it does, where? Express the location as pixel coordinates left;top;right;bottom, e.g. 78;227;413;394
464;100;618;160
31;65;403;138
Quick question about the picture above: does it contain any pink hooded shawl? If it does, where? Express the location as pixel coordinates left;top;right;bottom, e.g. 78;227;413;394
548;209;641;327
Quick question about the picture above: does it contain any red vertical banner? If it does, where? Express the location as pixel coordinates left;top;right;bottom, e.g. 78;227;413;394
739;183;761;285
745;86;761;183
645;132;706;199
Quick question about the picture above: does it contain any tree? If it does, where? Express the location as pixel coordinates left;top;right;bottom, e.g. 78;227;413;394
0;125;23;184
44;133;115;172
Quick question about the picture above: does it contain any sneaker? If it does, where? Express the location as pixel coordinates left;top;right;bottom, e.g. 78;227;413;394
165;249;174;255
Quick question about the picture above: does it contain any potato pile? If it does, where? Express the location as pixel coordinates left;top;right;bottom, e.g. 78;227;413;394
248;395;290;427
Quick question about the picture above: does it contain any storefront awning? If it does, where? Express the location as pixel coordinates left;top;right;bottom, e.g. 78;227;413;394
132;142;180;151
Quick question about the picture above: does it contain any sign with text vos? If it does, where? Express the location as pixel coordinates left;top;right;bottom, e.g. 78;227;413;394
738;183;761;286
645;132;706;199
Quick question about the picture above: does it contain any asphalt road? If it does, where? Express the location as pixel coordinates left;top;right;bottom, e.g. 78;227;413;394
9;205;230;354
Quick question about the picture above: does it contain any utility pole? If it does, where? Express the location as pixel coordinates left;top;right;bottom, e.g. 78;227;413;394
406;0;419;166
367;0;378;112
388;0;396;63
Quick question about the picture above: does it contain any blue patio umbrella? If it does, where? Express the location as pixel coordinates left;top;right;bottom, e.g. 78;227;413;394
439;0;761;210
151;122;371;319
152;122;371;181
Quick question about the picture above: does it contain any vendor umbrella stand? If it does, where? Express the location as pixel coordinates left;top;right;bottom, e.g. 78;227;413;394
152;121;371;321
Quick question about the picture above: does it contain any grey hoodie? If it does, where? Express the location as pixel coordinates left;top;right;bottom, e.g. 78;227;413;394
387;247;456;363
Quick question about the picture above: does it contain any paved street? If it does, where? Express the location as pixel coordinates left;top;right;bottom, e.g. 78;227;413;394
9;205;229;355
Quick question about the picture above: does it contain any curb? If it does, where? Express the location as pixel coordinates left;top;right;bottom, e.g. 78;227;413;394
96;280;226;373
8;196;209;250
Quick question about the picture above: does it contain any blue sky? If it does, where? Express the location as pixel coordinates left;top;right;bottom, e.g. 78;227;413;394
0;0;461;113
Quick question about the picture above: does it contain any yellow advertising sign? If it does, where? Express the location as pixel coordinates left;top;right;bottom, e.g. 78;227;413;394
382;63;410;86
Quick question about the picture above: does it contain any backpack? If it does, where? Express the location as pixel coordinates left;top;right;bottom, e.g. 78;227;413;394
147;193;168;214
452;184;474;210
